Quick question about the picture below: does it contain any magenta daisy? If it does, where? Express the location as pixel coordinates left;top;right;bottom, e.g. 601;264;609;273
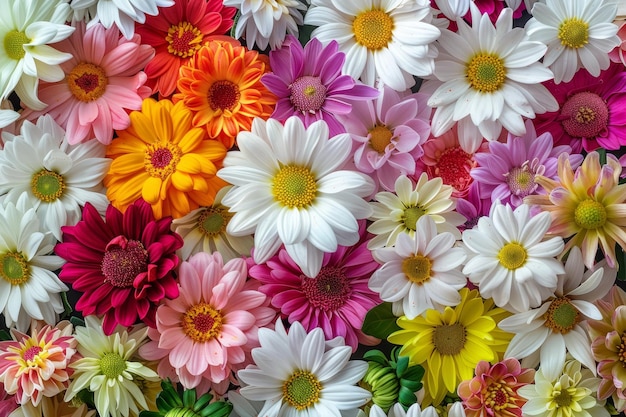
19;22;154;145
248;221;381;352
261;35;378;137
54;199;183;335
139;252;276;391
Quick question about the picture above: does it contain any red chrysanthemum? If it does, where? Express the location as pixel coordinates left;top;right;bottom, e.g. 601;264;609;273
55;199;183;335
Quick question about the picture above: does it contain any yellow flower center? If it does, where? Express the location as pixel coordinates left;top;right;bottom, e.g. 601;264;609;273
554;389;573;407
402;206;426;231
466;53;506;93
11;339;50;370
144;142;182;179
4;30;29;60
167;21;203;58
100;352;127;379
0;252;29;285
198;207;231;237
352;9;394;50
432;322;466;355
272;165;317;208
544;297;580;334
67;62;108;102
369;125;393;153
31;169;65;203
164;408;201;417
498;242;527;270
402;255;432;285
558;17;589;49
207;80;241;111
486;383;515;411
574;199;607;230
282;370;322;410
182;302;223;343
617;333;626;365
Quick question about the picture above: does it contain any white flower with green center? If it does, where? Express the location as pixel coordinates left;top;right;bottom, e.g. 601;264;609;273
423;3;558;153
0;192;66;331
0;115;111;241
237;319;371;417
526;0;620;84
64;315;160;417
217;116;375;278
0;0;74;110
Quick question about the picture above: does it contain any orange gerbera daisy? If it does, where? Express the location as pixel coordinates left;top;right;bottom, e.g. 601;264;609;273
104;98;228;219
174;39;276;149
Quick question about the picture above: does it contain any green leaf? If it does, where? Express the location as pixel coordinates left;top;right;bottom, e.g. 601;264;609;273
362;302;401;339
0;329;11;341
60;291;73;319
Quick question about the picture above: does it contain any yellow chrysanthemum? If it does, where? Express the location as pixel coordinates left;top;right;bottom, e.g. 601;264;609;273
104;97;228;219
388;288;512;406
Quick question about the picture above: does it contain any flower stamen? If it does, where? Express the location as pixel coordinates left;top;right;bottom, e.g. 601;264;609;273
282;370;322;410
352;9;394;50
166;21;203;58
558;17;589;49
272;165;317;208
466;53;506;93
67;63;108;102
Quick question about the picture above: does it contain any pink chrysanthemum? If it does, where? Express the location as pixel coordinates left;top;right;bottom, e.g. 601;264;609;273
455;183;491;232
0;321;76;407
55;199;183;335
261;35;378;138
20;22;154;145
248;222;382;351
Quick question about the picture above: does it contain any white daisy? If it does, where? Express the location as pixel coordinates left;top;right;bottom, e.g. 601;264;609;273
0;0;74;110
237;319;371;417
217;116;375;278
369;215;467;319
423;3;558;153
432;0;469;20
304;0;440;91
223;0;307;51
369;403;440;417
526;0;620;84
498;246;616;382
0;115;111;241
0;192;67;331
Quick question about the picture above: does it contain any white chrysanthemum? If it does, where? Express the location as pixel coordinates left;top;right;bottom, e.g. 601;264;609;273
498;246;616;382
304;0;440;91
237;319;371;417
526;0;620;84
64;316;160;417
423;4;558;153
462;202;565;313
69;0;174;39
0;115;110;241
370;403;440;417
217;116;375;278
0;0;74;110
223;0;307;51
0;192;67;331
369;215;467;319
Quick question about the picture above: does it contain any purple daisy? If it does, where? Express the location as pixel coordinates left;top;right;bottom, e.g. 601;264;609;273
261;34;379;137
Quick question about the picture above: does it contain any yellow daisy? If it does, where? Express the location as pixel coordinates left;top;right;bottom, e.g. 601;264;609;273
104;97;228;219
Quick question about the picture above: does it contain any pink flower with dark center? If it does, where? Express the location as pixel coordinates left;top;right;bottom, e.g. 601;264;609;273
55;199;183;335
455;183;490;232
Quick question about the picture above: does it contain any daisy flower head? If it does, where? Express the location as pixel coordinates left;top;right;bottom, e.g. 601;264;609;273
424;3;558;153
64;315;160;417
104;98;228;220
0;0;74;110
462;202;565;313
55;199;183;335
139;252;276;390
524;151;626;270
367;173;465;250
248;220;381;351
526;0;620;84
237;319;371;417
369;215;467;319
217;116;375;278
135;0;236;97
0;114;111;241
304;0;441;91
174;39;276;150
0;321;76;407
339;84;431;192
19;21;154;146
223;0;307;51
0;192;67;331
262;34;379;138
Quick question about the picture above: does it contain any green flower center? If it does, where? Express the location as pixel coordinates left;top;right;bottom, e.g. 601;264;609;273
100;352;127;379
432;322;466;356
361;362;399;412
558;17;589;49
4;30;29;60
0;252;29;285
544;297;580;334
402;255;432;285
198;207;230;237
402;206;426;231
498;242;527;270
574;199;607;230
466;53;506;93
31;170;65;203
369;125;394;154
272;165;318;208
352;9;394;50
164;408;202;417
282;370;322;410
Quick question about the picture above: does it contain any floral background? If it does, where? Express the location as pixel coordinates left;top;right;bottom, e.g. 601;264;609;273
1;0;626;417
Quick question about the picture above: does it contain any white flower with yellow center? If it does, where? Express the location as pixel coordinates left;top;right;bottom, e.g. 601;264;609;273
217;116;375;278
526;0;620;84
423;4;558;153
304;0;440;91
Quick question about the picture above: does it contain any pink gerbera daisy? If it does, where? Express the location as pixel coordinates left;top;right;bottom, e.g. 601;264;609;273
248;221;381;351
139;252;275;391
20;22;154;145
55;199;183;335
